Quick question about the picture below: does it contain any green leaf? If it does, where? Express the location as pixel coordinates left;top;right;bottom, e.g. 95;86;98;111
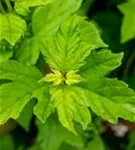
80;49;123;78
41;16;82;72
0;60;42;81
15;0;55;16
0;13;26;45
41;16;106;72
79;77;135;123
118;0;135;42
32;0;82;36
78;19;107;50
0;135;15;150
0;60;42;124
33;85;55;123
0;81;33;124
30;116;84;150
51;86;91;134
15;38;40;65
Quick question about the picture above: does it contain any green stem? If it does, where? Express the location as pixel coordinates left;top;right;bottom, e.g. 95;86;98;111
0;2;5;14
5;0;13;12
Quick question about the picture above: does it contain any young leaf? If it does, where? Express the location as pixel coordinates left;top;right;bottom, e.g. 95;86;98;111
41;69;64;85
0;13;26;45
15;0;55;16
41;16;82;72
118;0;135;42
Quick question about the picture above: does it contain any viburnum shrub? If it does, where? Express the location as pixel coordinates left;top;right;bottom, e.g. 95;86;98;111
0;0;135;150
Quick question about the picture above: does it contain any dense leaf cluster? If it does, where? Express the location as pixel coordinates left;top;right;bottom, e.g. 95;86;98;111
0;0;135;150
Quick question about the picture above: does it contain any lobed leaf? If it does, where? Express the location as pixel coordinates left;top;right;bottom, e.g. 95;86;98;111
41;16;107;72
33;85;55;123
79;77;135;123
51;86;91;134
80;49;123;78
0;60;44;124
0;81;33;124
79;19;107;50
